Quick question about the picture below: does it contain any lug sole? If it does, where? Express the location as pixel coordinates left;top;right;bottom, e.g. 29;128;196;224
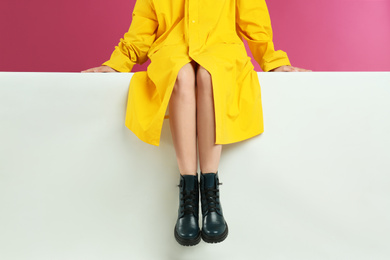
174;227;201;246
201;223;229;244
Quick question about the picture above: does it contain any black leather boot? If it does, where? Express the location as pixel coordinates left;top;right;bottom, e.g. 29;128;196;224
174;174;201;246
200;172;228;243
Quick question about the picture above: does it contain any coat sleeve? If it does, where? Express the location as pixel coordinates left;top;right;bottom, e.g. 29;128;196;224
236;0;291;72
102;0;158;72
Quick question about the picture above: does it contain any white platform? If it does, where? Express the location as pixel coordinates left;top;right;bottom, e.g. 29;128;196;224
0;72;389;260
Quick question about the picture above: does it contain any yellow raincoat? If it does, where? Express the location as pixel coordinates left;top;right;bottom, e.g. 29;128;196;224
102;0;291;146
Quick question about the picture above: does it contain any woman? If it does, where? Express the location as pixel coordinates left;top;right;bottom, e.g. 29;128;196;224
82;0;311;246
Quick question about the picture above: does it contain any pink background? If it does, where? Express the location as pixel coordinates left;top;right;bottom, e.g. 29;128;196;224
0;0;389;72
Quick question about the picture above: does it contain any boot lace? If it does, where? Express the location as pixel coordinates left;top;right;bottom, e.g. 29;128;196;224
203;182;223;212
178;184;197;215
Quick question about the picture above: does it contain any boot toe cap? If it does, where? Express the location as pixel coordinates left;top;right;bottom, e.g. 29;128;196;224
202;212;227;236
175;216;200;239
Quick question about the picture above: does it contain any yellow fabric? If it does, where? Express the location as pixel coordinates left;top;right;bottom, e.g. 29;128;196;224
102;0;291;146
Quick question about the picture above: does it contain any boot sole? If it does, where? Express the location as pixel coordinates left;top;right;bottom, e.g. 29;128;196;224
174;227;201;246
201;223;229;244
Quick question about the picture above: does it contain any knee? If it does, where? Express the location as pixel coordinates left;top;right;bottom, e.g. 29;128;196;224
196;66;212;92
172;64;196;96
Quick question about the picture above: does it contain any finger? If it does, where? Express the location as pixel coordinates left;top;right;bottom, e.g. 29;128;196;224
97;68;111;72
292;67;307;72
82;68;100;73
296;68;312;72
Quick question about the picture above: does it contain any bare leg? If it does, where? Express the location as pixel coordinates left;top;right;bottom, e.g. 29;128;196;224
196;65;222;173
168;61;198;176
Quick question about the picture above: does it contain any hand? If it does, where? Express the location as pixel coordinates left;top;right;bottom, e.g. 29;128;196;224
81;65;119;73
269;65;312;72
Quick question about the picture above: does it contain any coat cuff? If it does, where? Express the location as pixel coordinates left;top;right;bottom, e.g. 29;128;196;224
101;47;136;72
261;54;291;72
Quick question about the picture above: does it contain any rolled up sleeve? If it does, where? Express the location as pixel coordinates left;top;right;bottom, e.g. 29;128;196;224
236;0;291;72
102;0;158;72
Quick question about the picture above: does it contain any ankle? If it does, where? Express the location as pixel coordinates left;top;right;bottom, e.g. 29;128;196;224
180;172;198;176
200;171;218;175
